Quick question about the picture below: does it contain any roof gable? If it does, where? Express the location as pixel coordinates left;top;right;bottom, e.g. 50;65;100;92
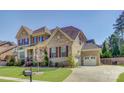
16;26;32;38
47;27;73;44
60;26;80;40
51;26;87;41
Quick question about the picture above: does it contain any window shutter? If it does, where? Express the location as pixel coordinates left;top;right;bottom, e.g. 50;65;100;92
59;47;61;57
22;39;24;45
49;48;51;58
18;40;20;45
24;38;25;45
56;47;58;57
66;45;68;57
39;36;40;42
32;37;34;43
27;38;29;44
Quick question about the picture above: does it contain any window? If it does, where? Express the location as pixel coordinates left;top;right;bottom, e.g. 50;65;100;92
25;38;29;45
51;48;56;58
40;36;43;42
42;36;44;41
91;56;95;59
85;57;89;60
34;37;37;43
20;39;23;45
61;46;66;57
19;51;25;59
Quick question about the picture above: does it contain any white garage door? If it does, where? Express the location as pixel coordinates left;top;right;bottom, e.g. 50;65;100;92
83;56;96;66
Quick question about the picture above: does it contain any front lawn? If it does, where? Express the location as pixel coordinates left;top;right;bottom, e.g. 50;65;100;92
0;66;72;82
117;72;124;82
33;68;72;82
118;64;124;67
117;64;124;82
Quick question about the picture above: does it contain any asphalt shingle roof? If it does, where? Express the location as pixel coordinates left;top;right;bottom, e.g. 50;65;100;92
83;43;99;50
33;26;46;34
51;26;87;41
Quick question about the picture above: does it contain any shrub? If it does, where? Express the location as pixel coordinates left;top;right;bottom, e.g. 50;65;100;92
21;60;25;65
14;60;21;66
48;61;53;67
39;62;46;67
14;59;25;66
6;56;15;66
67;56;76;68
55;62;59;67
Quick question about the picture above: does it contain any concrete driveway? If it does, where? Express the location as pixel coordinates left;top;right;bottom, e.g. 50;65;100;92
64;65;124;82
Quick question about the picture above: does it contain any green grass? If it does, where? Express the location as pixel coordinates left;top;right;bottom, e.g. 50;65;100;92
118;64;124;67
117;64;124;82
0;79;17;82
0;66;72;82
117;72;124;82
33;68;72;82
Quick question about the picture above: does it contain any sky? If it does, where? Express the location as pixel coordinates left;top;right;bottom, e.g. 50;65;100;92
0;10;122;45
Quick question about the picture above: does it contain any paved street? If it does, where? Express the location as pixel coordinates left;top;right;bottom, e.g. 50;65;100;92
64;65;124;82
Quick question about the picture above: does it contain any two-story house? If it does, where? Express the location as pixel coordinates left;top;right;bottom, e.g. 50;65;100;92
16;26;101;66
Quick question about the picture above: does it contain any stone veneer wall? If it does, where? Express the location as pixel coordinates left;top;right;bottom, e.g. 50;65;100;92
47;31;73;65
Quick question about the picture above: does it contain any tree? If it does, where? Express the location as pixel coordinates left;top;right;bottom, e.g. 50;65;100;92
102;11;124;57
120;44;124;56
113;11;124;54
102;40;107;54
109;34;120;56
113;11;124;40
35;48;45;72
101;40;112;58
44;49;49;66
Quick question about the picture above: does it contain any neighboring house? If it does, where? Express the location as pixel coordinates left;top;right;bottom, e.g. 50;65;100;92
0;41;17;61
16;26;101;66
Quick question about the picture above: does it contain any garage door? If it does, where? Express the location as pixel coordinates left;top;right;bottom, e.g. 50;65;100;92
83;56;96;66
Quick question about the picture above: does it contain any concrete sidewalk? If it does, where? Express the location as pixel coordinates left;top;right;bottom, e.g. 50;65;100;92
0;76;44;82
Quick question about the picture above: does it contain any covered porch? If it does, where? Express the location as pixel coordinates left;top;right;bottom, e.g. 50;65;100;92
25;41;47;61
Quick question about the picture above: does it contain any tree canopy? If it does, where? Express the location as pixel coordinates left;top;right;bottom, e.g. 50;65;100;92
102;11;124;57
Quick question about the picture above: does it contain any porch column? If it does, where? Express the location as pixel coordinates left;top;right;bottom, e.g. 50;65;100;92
33;48;36;60
25;48;27;59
